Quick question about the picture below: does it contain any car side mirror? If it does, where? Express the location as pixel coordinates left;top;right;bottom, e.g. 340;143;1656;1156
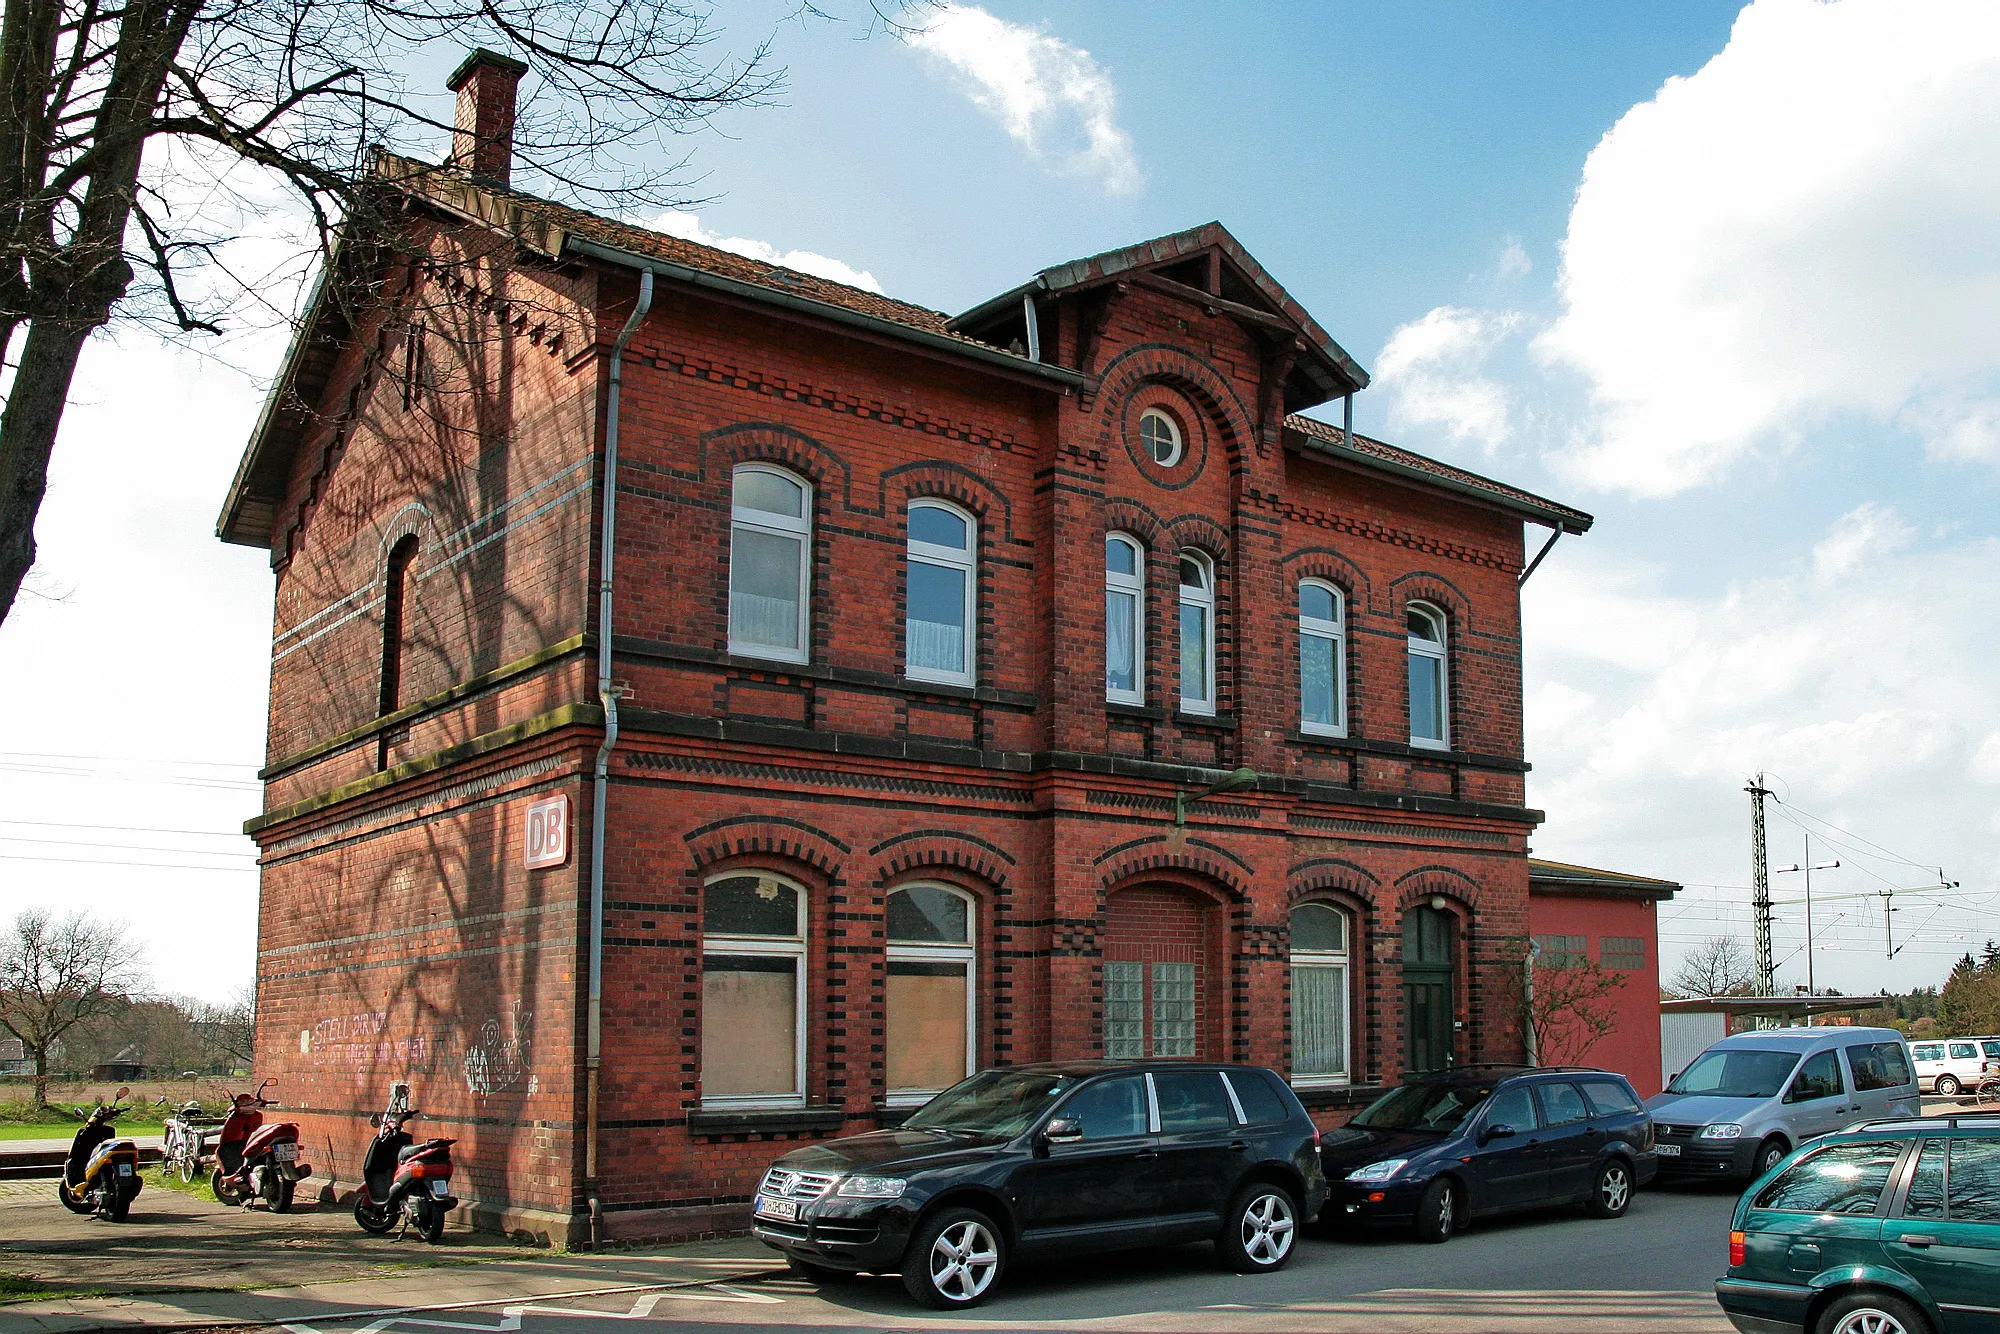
1041;1117;1082;1147
1480;1123;1515;1145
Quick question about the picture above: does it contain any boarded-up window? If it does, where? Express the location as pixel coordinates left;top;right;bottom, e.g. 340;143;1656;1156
1103;886;1209;1060
702;872;805;1107
701;956;798;1098
885;885;974;1101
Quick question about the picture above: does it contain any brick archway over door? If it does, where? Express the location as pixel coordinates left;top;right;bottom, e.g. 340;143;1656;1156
1103;886;1219;1061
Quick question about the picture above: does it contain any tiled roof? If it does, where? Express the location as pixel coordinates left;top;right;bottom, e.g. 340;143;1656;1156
1285;414;1594;533
375;154;990;348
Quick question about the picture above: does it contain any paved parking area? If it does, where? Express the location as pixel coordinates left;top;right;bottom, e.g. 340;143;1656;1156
0;1177;1744;1333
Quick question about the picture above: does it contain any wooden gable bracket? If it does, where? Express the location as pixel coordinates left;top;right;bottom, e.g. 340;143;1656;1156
1074;283;1123;407
1258;338;1303;456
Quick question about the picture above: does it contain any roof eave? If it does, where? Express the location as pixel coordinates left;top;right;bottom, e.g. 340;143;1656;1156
216;267;335;549
1290;429;1594;534
567;237;1085;391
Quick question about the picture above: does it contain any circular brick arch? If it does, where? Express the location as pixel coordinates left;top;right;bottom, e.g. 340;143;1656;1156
1091;344;1257;477
1392;864;1484;915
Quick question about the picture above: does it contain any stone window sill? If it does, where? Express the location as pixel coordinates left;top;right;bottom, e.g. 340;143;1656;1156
686;1105;847;1134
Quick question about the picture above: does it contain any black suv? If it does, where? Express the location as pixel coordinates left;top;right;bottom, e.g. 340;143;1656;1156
1318;1065;1657;1242
751;1061;1327;1309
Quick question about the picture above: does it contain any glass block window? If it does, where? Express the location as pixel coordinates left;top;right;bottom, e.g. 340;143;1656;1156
1601;936;1645;970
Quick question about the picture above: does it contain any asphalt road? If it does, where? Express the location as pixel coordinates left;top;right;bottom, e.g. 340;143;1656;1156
258;1179;1743;1334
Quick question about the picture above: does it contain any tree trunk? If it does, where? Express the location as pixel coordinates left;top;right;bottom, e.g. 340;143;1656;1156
0;315;93;622
32;1044;47;1110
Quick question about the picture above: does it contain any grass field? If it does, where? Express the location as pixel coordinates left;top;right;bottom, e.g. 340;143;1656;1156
0;1121;165;1141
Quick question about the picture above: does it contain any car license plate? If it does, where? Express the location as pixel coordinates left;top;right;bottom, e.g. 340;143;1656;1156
275;1142;299;1162
117;1162;133;1176
1657;1144;1681;1157
429;1179;450;1197
756;1196;799;1222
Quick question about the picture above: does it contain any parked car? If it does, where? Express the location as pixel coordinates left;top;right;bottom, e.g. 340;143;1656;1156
1713;1110;2000;1334
1317;1065;1656;1243
1908;1037;2000;1097
1647;1027;1919;1182
750;1061;1326;1310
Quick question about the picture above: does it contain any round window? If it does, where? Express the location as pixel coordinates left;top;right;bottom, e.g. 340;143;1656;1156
1138;409;1183;467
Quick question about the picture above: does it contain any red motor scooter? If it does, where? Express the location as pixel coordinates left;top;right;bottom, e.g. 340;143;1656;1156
353;1085;457;1244
211;1080;312;1211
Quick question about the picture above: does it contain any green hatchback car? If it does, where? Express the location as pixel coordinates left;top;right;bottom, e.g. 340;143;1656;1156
1715;1112;2000;1334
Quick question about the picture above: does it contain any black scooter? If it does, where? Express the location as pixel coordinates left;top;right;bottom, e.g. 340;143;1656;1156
352;1086;458;1244
57;1086;142;1221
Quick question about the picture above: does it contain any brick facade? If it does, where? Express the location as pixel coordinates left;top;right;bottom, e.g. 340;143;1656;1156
219;81;1595;1245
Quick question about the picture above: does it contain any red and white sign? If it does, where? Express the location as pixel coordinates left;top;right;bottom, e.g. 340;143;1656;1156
524;794;570;869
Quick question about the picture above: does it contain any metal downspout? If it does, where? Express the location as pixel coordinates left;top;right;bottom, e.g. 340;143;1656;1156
586;268;653;1249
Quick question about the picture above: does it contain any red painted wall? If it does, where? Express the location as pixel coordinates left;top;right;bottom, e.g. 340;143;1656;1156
1529;891;1666;1096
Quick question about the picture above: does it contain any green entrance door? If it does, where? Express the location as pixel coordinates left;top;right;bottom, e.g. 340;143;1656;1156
1402;907;1456;1075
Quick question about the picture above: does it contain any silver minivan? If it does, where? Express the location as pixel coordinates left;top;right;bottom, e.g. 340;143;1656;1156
1642;1026;1919;1181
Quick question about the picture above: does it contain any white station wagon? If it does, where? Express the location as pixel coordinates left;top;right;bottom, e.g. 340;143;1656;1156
1908;1036;2000;1095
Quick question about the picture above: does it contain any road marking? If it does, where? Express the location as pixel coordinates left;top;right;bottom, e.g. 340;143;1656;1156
273;1272;787;1334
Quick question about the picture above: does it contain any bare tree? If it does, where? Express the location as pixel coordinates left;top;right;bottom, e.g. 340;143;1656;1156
0;909;145;1107
191;984;254;1072
1527;957;1629;1067
1669;935;1755;999
0;0;927;626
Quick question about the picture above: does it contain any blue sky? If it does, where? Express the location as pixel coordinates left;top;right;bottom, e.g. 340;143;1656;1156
4;0;1998;1004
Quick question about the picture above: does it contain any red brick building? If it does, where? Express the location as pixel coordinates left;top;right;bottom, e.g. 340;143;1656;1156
1528;859;1681;1097
217;53;1595;1245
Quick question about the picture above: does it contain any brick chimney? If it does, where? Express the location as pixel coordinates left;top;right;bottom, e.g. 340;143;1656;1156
446;49;528;186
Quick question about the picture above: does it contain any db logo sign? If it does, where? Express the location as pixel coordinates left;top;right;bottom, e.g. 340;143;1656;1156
524;794;570;869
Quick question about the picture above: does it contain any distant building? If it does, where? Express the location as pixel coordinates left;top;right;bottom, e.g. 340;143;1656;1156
89;1045;148;1081
1529;859;1680;1096
0;1036;31;1078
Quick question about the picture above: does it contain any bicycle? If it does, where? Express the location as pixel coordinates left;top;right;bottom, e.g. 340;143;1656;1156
1974;1063;2000;1108
158;1099;222;1183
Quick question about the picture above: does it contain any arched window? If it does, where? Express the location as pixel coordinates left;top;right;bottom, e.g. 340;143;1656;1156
905;501;975;686
728;465;811;663
1290;903;1351;1084
885;884;975;1104
701;872;806;1107
1105;533;1145;705
1406;602;1449;748
1299;580;1345;737
378;535;419;718
1179;550;1215;715
1139;408;1183;467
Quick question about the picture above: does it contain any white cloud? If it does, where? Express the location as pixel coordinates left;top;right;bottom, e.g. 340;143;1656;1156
646;210;882;292
905;3;1141;195
1535;0;2000;496
1373;306;1524;451
1811;501;1914;582
1525;515;2000;992
1496;237;1532;280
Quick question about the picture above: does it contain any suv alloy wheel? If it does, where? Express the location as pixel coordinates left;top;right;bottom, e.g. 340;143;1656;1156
1218;1183;1299;1272
903;1207;1005;1309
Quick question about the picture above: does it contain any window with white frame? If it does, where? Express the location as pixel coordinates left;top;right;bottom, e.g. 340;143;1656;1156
1290;903;1351;1083
1139;409;1184;467
884;884;975;1104
1179;550;1216;715
905;501;976;685
728;466;811;662
1105;533;1145;705
701;872;806;1107
1406;602;1449;748
1299;580;1346;736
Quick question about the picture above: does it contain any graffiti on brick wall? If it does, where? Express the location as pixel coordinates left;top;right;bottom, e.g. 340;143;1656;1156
462;1000;535;1097
308;1012;447;1072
